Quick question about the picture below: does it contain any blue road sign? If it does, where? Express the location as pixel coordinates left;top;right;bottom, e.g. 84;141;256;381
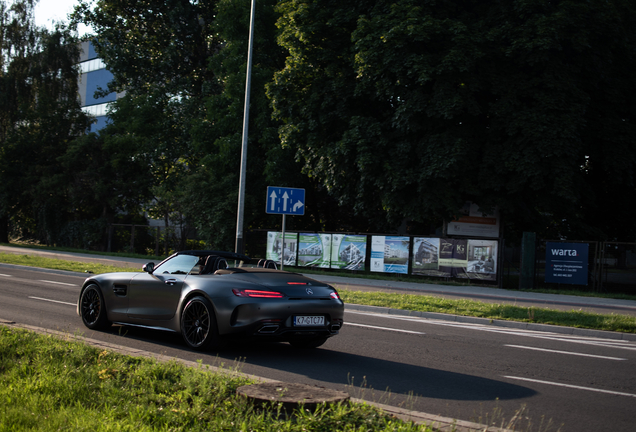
266;186;305;215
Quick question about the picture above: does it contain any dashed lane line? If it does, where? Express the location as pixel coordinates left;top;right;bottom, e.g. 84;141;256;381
28;296;75;306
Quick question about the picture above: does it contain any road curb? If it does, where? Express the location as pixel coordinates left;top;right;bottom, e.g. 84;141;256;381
345;303;636;341
0;318;511;432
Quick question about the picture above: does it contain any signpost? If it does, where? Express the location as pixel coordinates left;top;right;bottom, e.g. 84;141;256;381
266;186;305;270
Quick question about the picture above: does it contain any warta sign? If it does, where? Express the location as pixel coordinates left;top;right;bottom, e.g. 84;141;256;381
545;242;589;285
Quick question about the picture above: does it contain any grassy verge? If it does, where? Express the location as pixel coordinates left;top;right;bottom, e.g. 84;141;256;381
339;290;636;334
0;326;431;431
1;252;635;333
0;241;165;262
0;253;138;274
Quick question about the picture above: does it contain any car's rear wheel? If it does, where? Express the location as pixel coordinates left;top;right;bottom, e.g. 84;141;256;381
289;337;328;349
79;284;111;330
180;296;219;351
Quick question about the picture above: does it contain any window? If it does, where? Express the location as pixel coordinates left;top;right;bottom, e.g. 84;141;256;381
154;255;200;275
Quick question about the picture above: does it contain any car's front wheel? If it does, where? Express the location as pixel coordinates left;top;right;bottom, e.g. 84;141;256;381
180;296;219;351
79;284;111;330
289;337;328;349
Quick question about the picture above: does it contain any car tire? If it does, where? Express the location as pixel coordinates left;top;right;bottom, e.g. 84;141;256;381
289;337;328;349
180;296;219;351
79;284;111;330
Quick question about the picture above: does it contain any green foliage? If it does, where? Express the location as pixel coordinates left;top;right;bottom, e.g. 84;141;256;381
269;0;636;240
74;0;290;251
0;0;90;244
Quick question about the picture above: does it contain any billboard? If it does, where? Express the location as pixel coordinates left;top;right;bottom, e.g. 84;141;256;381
298;233;331;268
331;234;367;270
266;231;298;266
545;242;589;285
412;237;498;281
447;202;500;238
370;236;410;274
439;238;468;278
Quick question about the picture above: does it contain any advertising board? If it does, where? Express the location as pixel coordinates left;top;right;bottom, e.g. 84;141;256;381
298;233;331;268
331;234;367;270
370;236;410;274
545;242;589;285
447;202;500;238
412;237;497;281
265;231;298;266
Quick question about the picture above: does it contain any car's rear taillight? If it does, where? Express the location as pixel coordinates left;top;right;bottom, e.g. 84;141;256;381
232;289;285;298
330;291;340;300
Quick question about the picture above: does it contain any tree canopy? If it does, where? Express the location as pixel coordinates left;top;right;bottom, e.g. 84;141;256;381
3;0;635;251
1;0;90;243
269;0;636;240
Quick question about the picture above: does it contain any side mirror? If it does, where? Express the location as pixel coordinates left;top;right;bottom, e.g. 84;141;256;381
142;262;155;274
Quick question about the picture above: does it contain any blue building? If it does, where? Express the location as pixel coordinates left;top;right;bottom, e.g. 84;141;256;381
78;41;124;133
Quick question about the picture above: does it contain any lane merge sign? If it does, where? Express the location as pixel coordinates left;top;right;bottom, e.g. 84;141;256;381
266;186;305;215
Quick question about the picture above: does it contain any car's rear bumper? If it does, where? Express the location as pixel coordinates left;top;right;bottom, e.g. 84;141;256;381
218;298;344;340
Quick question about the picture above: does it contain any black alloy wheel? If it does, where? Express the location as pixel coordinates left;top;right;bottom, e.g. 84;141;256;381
180;296;219;350
79;284;111;330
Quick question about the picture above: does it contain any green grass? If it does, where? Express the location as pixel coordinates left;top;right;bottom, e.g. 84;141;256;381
0;326;432;431
0;253;139;274
339;290;636;334
0;241;165;262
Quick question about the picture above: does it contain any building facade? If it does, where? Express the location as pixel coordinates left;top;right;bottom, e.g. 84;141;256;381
78;41;123;133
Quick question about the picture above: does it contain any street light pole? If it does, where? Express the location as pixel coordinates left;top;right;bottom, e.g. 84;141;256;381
235;0;256;255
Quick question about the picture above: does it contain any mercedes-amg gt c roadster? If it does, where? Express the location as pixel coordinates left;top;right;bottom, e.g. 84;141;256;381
78;250;344;350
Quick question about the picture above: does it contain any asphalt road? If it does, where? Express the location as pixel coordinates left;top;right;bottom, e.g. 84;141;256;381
1;264;635;432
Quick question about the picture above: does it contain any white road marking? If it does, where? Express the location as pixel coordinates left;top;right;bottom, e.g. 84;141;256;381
0;274;12;277
504;376;636;398
39;280;77;287
346;322;425;335
28;296;75;306
346;310;636;351
504;344;627;361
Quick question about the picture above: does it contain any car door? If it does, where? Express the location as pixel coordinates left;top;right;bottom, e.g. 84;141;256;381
127;254;200;320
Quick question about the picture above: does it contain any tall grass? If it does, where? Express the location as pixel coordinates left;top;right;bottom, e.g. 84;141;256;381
0;327;433;431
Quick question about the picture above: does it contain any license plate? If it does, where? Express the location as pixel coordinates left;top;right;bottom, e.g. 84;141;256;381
293;316;324;326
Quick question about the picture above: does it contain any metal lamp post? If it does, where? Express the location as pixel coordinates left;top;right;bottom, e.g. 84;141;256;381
235;0;256;255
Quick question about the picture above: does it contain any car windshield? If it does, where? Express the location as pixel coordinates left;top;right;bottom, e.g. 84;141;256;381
154;254;200;275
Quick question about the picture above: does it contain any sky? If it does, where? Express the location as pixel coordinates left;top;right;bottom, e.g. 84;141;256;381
34;0;91;35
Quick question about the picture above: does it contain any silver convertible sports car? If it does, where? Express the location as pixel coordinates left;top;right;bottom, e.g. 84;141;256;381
77;250;344;350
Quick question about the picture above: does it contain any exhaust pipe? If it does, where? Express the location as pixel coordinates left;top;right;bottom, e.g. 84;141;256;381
258;325;279;334
330;324;341;331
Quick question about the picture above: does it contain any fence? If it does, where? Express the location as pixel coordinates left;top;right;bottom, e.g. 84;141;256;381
500;240;636;294
107;224;201;256
107;227;636;294
599;242;636;293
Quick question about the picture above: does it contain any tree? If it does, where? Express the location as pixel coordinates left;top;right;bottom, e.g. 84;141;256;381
75;0;320;251
73;0;225;246
269;0;636;240
1;0;90;243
